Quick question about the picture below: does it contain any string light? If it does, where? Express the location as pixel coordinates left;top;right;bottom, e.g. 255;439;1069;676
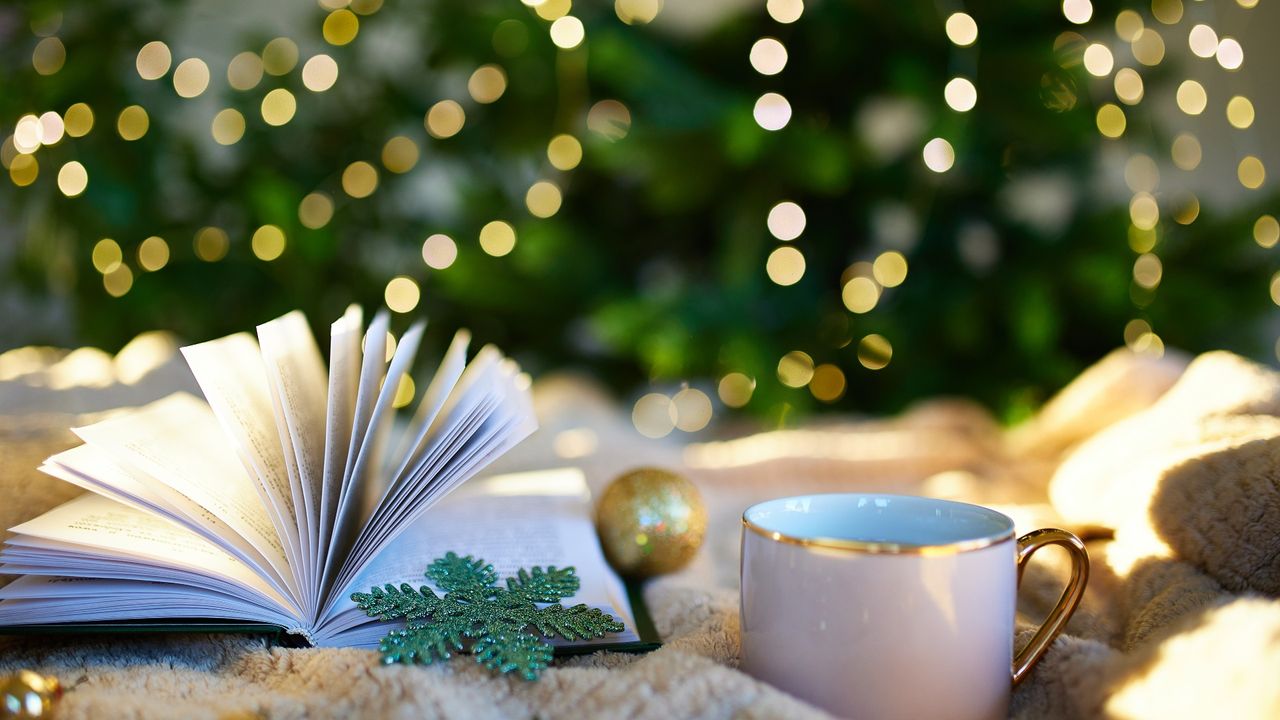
766;0;804;24
809;364;846;402
1131;29;1165;66
422;234;457;269
549;17;585;50
1062;0;1092;25
228;52;264;90
1083;44;1114;76
777;351;815;387
32;37;65;75
302;54;339;92
251;225;287;261
944;77;977;112
136;41;171;80
842;276;879;313
857;334;893;370
299;192;334;229
211;109;246;145
467;65;507;103
717;373;755;408
922;137;955;173
173;58;210;98
547;134;583;170
1216;38;1243;70
138;236;169;271
615;0;663;26
766;201;805;240
1226;96;1254;128
479;220;516;256
1175;80;1206;115
194;227;229;261
92;239;123;273
381;136;419;173
63;103;93;137
342;161;378;198
56;161;87;197
945;13;978;46
525;180;563;218
766;246;805;285
262;38;299;76
753;93;791;131
384;276;420;313
1254;216;1279;249
261;89;297;126
117;105;149;141
1170;133;1201;171
1096;103;1126;137
323;9;359;45
872;251;908;287
1188;24;1217;58
1237;156;1265;190
426;100;465;138
750;38;787;76
1114;68;1144;105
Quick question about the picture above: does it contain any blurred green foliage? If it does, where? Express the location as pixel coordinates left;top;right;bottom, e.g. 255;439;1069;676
0;0;1274;423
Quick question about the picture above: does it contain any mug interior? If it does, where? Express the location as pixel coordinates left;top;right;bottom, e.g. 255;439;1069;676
743;493;1014;550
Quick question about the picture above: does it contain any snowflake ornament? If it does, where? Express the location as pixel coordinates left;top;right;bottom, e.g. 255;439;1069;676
352;552;625;680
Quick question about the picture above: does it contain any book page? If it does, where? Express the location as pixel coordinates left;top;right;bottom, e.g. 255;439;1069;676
257;310;330;604
318;469;637;648
181;333;303;575
319;306;362;564
70;394;298;601
5;494;294;615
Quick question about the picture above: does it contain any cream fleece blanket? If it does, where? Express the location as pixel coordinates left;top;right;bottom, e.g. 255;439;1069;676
1;338;1278;719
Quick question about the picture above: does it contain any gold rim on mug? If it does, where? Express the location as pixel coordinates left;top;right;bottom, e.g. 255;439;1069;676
740;501;1017;556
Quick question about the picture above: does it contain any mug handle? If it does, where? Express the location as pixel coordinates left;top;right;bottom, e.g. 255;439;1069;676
1011;528;1089;686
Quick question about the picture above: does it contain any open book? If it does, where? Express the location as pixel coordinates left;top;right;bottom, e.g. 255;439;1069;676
0;308;649;650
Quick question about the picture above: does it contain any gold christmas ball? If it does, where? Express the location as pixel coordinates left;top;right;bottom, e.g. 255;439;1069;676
596;467;707;579
1;670;61;719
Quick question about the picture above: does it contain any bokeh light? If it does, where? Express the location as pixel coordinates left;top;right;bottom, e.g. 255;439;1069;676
211;109;246;145
324;9;359;45
766;246;805;286
384;276;420;313
547;134;583;170
857;334;893;370
1238;156;1265;190
767;201;806;241
32;37;65;76
1216;38;1243;70
117;105;149;141
228;52;264;91
777;350;815;388
809;364;846;402
750;38;788;76
173;58;210;98
342;161;378;198
1131;29;1165;66
299;192;334;229
1254;216;1279;249
672;387;712;432
1062;0;1092;25
1227;96;1254;129
842;276;879;313
616;0;663;25
381;136;419;173
251;225;287;261
1096;103;1126;138
64;103;93;137
92;239;123;274
1083;44;1114;77
753;93;791;131
136;41;171;80
261;89;297;126
479;220;516;257
944;77;977;112
1114;68;1143;105
468;65;507;103
767;0;804;24
1188;24;1217;58
873;251;908;287
56;161;87;197
632;393;676;438
262;38;299;76
922;137;955;173
550;17;585;50
422;234;457;269
1175;80;1206;115
526;181;563;218
138;236;169;272
194;227;229;262
945;13;978;47
717;373;755;408
587;100;631;140
1171;133;1201;171
302;55;339;92
426;100;466;138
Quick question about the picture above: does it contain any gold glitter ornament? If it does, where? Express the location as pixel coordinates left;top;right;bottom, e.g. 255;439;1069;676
595;467;707;579
1;671;61;718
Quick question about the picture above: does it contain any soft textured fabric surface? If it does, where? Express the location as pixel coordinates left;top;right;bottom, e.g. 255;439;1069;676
1;338;1279;719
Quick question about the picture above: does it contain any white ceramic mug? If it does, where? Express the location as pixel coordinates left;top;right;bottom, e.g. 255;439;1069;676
740;493;1088;720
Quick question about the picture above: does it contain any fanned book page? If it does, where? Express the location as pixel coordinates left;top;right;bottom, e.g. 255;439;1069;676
0;308;654;649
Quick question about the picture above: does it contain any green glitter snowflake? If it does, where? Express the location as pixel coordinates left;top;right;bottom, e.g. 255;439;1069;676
351;552;625;680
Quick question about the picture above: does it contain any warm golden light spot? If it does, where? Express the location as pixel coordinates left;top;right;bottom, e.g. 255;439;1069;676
547;134;582;171
1129;193;1159;230
32;37;65;75
587;100;631;140
136;41;172;80
228;52;264;91
766;246;805;286
1172;196;1199;225
1124;154;1159;193
262;37;299;76
945;13;978;47
57;160;87;197
615;0;663;25
1131;29;1165;66
302;54;339;92
392;374;415;409
299;192;334;229
777;351;815;388
1132;332;1164;358
211;109;246;145
1270;273;1280;306
1133;253;1162;288
138;236;170;271
1226;96;1254;129
64;103;93;137
38;112;64;146
261;89;297;126
873;251;908;287
117;105;150;141
535;0;572;21
1239;0;1258;7
92;239;123;274
1128;225;1157;254
767;201;806;241
1254;216;1279;248
9;154;38;187
1124;319;1152;348
922;137;955;173
673;387;713;432
1096;103;1126;138
767;0;804;24
103;265;133;298
425;100;465;139
467;65;507;104
750;38;787;76
13;115;41;153
194;227;229;262
717;373;755;408
1083;43;1114;76
1170;133;1200;171
1151;0;1183;25
384;276;420;313
632;393;676;439
479;220;516;257
323;9;359;46
1062;0;1092;24
173;58;210;98
526;181;563;218
380;136;419;174
1175;80;1206;116
809;364;846;402
753;93;792;131
1115;11;1144;42
422;233;457;269
944;77;977;112
342;161;378;198
1188;24;1217;58
1216;38;1243;70
251;225;286;261
350;0;383;13
842;276;880;314
0;138;14;170
1114;68;1143;105
857;334;893;370
550;16;585;50
1238;156;1265;190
